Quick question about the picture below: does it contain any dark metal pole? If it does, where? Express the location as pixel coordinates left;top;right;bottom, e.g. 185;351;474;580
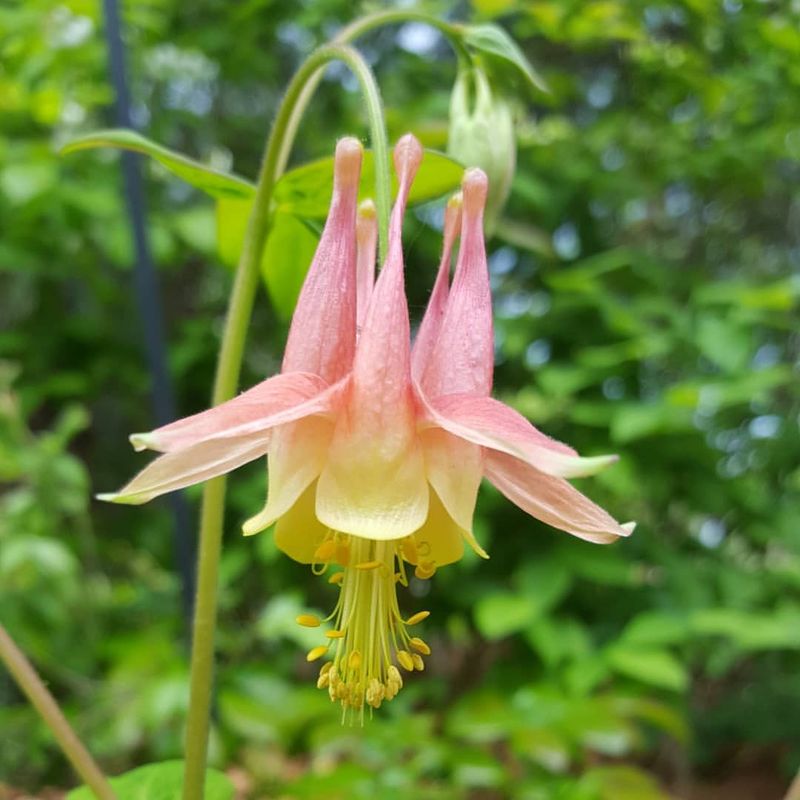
101;0;196;627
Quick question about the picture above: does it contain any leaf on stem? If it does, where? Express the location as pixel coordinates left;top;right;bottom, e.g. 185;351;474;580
274;148;464;218
460;23;549;94
61;129;255;200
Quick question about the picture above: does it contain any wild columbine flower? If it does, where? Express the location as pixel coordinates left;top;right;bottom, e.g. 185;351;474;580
99;134;633;720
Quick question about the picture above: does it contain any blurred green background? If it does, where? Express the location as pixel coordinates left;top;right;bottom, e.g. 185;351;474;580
2;1;799;798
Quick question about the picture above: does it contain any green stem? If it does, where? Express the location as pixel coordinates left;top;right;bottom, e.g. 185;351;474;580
0;624;116;800
275;9;469;208
181;43;389;800
336;9;466;56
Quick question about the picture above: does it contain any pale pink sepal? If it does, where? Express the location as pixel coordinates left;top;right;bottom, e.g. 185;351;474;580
422;168;493;398
97;432;272;505
129;372;335;453
484;451;635;544
411;192;461;382
281;137;361;383
355;199;377;331
420;392;619;478
103;376;345;505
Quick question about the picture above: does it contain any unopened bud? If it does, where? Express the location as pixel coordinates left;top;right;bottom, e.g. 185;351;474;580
447;67;515;233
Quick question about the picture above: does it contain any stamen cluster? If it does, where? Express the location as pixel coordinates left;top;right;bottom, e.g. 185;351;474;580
296;532;434;722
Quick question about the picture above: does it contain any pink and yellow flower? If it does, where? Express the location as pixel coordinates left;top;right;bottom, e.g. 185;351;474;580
100;134;633;716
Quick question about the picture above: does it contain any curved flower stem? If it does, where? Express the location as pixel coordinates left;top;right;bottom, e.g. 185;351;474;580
275;10;469;195
181;43;389;800
0;624;116;800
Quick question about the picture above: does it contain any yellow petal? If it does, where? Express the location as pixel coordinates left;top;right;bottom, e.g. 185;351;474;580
242;416;332;536
421;427;483;534
273;481;329;564
410;488;467;567
316;415;429;540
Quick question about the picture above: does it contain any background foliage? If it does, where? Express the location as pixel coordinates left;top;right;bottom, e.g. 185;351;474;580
1;0;799;798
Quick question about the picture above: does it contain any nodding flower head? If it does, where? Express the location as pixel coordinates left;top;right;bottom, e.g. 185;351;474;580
99;134;633;721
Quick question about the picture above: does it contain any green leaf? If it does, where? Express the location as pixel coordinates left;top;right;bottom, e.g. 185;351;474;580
579;765;672;800
61;129;254;200
525;616;591;668
274;148;463;218
262;212;320;318
620;612;691;647
66;761;234;800
215;200;318;317
605;646;689;692
474;590;538;640
690;606;800;651
460;23;549;93
0;162;58;205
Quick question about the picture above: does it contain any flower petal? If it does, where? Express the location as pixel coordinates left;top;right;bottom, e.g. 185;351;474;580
411;192;461;381
356;199;377;331
242;416;334;536
484;450;634;544
281;137;361;383
420;427;482;535
409;487;466;567
421;168;493;398
420;391;618;478
351;134;421;405
316;401;430;539
97;433;271;505
131;373;339;453
273;481;330;564
317;136;430;541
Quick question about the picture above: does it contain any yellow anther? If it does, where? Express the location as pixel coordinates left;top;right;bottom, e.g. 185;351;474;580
400;538;418;563
325;629;346;639
296;614;321;628
405;610;430;626
306;645;328;662
412;653;425;671
350;683;364;708
335;542;350;565
387;665;403;687
355;559;382;570
366;678;385;708
328;571;345;585
314;540;336;561
317;672;330;689
320;662;333;677
348;650;362;671
409;637;431;656
397;649;414;671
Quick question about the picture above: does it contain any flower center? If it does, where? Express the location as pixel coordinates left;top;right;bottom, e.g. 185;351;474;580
296;532;435;723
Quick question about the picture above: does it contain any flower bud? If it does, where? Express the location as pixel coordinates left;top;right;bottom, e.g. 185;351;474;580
447;67;515;234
